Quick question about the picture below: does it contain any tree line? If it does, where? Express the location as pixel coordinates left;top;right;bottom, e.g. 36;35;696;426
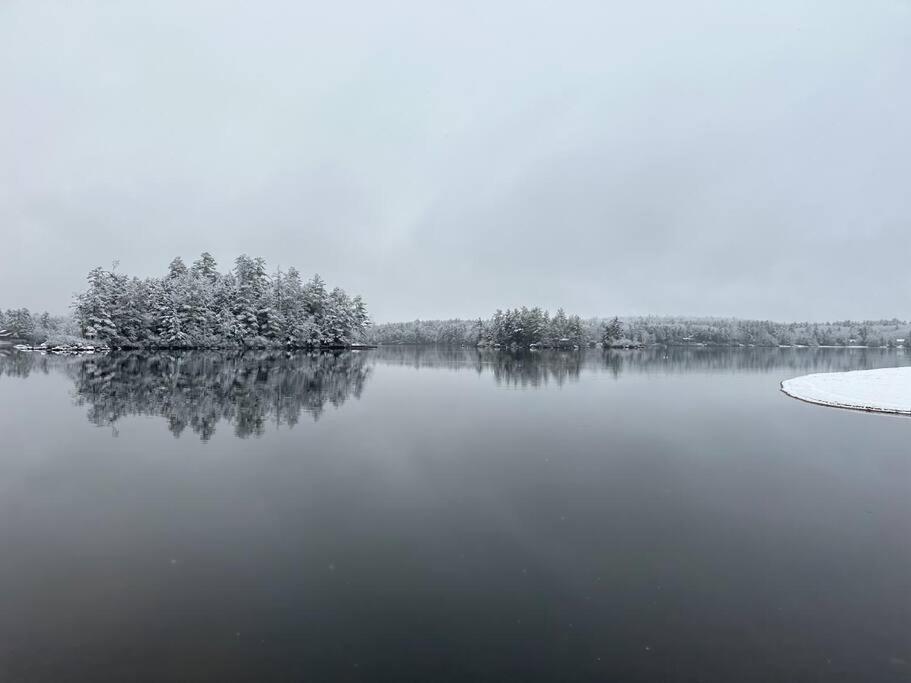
0;309;73;345
1;253;370;348
368;313;910;348
4;284;909;350
484;308;590;347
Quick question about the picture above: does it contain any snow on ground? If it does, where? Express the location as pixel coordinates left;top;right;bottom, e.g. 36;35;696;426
781;367;911;415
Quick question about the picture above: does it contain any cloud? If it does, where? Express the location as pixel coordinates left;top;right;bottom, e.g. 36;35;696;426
2;0;909;321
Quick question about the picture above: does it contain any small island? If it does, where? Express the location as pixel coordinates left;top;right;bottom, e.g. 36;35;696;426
2;253;372;351
781;367;911;415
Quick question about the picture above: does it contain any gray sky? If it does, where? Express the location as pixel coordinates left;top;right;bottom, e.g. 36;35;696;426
2;0;910;322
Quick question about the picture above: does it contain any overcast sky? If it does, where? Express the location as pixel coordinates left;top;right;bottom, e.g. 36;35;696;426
2;0;910;322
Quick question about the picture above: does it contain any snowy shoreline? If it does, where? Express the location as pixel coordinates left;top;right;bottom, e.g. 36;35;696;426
781;367;911;415
9;343;376;355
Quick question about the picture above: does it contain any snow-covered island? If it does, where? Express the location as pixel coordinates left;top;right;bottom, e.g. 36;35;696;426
781;367;911;415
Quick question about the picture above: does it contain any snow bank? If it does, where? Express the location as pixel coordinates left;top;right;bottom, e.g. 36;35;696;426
781;367;911;415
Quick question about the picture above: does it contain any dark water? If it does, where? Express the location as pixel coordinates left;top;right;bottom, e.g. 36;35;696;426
1;346;909;682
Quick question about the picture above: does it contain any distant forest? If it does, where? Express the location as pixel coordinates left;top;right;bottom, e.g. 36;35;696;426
3;279;909;349
369;313;910;348
0;253;370;348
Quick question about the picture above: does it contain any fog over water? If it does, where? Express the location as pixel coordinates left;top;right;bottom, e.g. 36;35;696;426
2;0;910;321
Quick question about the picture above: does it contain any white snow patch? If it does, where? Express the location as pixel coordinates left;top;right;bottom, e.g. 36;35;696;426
781;367;911;415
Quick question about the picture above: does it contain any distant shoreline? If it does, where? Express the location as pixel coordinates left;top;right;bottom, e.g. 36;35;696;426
8;342;376;355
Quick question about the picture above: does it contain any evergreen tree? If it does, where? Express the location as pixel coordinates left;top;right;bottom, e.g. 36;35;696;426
601;317;623;346
191;252;219;281
8;308;36;340
75;267;118;341
168;256;189;279
70;255;370;348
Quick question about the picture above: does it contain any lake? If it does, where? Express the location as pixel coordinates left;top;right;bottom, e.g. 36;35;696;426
1;346;909;682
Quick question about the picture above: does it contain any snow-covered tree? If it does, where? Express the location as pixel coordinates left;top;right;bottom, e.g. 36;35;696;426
168;256;189;279
191;252;219;281
74;267;118;341
72;255;369;348
601;317;623;346
7;308;36;340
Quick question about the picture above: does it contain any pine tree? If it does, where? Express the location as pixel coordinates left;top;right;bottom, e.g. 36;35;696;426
232;255;264;339
191;252;219;281
351;295;369;341
601;317;623;346
71;255;369;348
8;308;36;340
168;256;189;279
551;308;569;344
75;267;118;341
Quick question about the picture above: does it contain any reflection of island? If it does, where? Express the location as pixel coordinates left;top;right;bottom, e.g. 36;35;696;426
482;350;583;387
60;351;372;440
371;346;585;386
370;345;901;383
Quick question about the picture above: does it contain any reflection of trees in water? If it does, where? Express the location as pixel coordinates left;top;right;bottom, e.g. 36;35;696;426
3;346;909;435
373;346;584;386
0;348;46;378
372;345;910;381
373;345;482;371
482;350;583;387
0;348;84;378
604;346;910;376
61;351;372;440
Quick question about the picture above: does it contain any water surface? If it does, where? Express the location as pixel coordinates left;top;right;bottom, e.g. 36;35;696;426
1;347;909;682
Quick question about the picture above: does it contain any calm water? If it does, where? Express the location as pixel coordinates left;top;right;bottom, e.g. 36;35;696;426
1;346;909;682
